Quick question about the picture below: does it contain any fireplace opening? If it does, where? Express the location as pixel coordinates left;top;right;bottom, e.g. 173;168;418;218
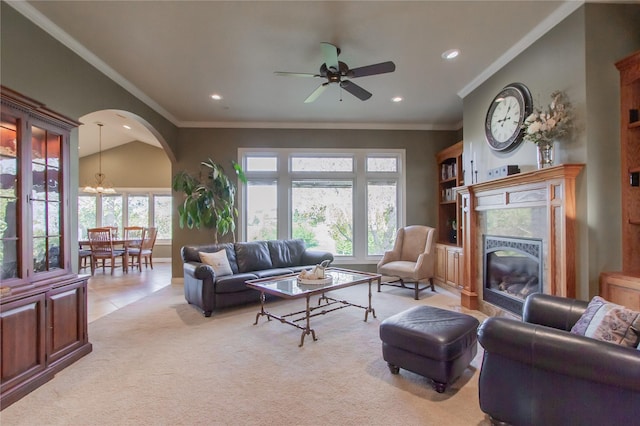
483;235;543;315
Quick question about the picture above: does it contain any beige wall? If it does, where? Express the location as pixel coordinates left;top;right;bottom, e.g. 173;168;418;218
462;4;640;300
170;127;458;276
80;141;171;188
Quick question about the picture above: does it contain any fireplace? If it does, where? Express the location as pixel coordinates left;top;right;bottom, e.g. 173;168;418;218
483;235;543;315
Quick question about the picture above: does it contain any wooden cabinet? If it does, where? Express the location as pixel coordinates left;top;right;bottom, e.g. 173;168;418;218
435;142;465;289
600;271;640;311
616;50;640;272
0;87;91;409
435;243;463;289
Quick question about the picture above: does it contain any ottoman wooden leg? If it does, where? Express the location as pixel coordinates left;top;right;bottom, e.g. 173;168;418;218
387;363;400;374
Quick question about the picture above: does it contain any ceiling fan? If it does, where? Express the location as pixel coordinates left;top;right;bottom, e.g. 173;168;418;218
275;42;396;103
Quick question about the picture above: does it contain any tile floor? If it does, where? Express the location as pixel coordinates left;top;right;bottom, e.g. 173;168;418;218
85;261;172;323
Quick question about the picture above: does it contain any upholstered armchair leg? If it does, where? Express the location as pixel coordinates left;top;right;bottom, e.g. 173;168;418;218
414;282;420;300
429;277;435;292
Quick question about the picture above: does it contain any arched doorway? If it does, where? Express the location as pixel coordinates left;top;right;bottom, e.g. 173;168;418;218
77;110;173;269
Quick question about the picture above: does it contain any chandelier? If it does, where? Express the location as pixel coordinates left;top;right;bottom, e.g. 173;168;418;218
83;122;116;194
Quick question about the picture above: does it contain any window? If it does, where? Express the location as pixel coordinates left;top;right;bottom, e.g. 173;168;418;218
240;149;405;263
78;191;171;242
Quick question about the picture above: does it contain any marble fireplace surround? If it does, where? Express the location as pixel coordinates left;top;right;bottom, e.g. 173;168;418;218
457;164;584;316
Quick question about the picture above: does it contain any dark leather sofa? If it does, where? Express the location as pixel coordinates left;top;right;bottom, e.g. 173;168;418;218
181;239;333;317
477;293;640;426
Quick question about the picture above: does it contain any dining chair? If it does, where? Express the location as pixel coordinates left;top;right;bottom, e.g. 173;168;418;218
128;227;158;271
123;226;144;249
78;246;92;271
87;227;127;275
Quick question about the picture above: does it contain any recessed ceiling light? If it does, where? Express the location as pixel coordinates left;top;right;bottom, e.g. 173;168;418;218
211;94;223;100
442;49;460;60
391;96;403;103
123;124;132;130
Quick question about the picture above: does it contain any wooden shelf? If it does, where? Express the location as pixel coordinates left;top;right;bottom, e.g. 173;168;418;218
616;50;640;271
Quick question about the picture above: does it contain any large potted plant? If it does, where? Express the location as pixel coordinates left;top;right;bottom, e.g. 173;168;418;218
172;158;246;243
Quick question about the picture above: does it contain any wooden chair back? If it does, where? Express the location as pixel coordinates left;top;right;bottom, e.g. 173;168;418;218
141;227;158;250
87;227;115;255
124;226;144;248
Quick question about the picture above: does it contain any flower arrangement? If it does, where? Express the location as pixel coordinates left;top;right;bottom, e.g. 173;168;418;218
522;90;573;146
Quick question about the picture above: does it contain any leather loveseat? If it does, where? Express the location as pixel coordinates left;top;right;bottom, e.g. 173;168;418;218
181;239;333;317
477;293;640;426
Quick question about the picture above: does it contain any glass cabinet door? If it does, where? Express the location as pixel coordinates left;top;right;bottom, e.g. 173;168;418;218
31;125;63;273
0;113;20;280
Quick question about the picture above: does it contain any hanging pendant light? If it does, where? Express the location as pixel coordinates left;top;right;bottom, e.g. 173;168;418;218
83;122;116;194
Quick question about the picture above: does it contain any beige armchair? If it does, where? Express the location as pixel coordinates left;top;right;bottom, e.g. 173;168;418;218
377;225;436;300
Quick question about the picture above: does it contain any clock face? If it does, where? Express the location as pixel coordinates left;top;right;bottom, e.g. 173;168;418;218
485;83;533;152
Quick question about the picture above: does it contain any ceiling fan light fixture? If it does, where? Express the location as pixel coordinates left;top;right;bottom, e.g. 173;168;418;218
442;49;460;60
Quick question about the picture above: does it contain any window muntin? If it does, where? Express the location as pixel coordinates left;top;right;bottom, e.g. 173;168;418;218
240;149;404;263
79;191;171;242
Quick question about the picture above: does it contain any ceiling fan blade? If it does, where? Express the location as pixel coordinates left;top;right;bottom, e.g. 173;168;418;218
304;83;329;103
340;80;372;101
274;72;319;78
348;61;396;78
320;42;339;72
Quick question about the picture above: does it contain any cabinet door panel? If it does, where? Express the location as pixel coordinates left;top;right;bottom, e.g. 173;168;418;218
0;293;46;392
47;282;86;364
435;244;446;283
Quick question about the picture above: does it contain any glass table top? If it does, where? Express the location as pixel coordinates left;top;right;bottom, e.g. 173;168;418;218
245;268;380;297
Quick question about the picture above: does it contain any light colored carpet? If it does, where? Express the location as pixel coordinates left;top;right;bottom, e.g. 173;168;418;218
1;283;490;426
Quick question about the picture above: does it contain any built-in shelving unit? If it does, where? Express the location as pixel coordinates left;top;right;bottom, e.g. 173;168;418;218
616;50;640;271
434;141;464;290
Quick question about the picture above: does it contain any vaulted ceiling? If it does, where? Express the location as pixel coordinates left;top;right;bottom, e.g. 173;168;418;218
9;1;582;155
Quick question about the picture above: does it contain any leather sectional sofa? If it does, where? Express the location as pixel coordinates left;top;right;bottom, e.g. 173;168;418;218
181;239;333;317
477;293;640;425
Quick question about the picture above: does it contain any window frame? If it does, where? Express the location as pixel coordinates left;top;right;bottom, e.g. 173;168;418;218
77;188;172;244
238;148;405;264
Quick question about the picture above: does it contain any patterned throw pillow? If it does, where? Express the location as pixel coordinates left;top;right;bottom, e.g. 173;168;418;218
199;249;233;277
570;296;640;348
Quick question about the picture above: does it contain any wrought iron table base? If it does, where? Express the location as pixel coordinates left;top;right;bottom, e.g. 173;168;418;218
253;280;377;347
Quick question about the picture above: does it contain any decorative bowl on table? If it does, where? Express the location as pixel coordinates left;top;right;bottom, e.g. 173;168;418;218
297;274;333;285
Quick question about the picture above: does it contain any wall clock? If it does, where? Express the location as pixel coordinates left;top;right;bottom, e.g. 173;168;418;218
484;82;533;152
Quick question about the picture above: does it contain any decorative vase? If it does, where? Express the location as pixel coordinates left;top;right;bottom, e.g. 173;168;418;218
536;141;554;169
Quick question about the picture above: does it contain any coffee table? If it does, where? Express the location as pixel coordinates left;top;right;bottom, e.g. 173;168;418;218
245;267;381;347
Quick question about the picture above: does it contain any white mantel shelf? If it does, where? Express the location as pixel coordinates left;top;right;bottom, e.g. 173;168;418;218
456;164;585;312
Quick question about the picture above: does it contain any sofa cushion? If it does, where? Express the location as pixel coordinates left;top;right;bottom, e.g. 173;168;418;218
183;243;239;274
268;239;305;267
235;241;272;273
214;273;259;294
570;296;640;348
199;250;233;276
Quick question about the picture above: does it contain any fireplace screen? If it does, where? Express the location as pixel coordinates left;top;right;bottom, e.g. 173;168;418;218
483;235;543;315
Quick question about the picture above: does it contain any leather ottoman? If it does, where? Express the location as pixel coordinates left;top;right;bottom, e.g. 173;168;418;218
379;305;479;393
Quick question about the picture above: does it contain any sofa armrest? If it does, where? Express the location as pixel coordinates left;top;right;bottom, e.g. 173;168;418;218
478;317;640;391
302;249;334;266
523;293;589;331
183;261;217;281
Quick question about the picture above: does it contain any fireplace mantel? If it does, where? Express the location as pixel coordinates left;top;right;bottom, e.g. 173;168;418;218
457;164;584;313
